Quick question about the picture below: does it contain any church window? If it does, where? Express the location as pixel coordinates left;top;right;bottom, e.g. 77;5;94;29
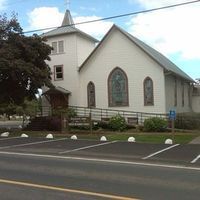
108;67;129;107
58;41;64;53
181;81;184;107
51;40;64;54
87;82;96;108
144;77;154;106
188;84;191;107
54;65;63;80
174;77;177;106
52;42;57;54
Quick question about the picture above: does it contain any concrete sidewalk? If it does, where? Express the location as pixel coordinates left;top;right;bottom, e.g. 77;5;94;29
0;120;24;128
189;136;200;144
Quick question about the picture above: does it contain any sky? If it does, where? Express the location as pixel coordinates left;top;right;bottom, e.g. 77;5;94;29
0;0;200;80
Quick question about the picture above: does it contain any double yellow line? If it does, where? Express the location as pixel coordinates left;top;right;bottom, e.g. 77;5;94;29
0;178;139;200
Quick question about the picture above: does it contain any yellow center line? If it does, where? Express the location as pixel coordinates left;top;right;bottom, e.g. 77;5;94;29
0;178;139;200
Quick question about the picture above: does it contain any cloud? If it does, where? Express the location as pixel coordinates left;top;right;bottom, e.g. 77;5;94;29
127;3;200;60
27;7;64;31
27;7;113;39
130;0;193;8
79;6;97;12
0;0;7;10
74;16;113;39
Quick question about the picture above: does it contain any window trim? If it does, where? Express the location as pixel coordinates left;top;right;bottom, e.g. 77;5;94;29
87;81;96;108
143;76;154;106
108;67;129;107
54;65;64;81
58;40;64;53
51;40;64;55
51;42;57;54
181;81;184;107
174;77;177;107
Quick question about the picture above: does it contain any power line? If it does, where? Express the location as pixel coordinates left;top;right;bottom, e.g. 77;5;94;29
23;0;200;34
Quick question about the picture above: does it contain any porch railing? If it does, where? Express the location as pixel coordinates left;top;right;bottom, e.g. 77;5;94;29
39;105;168;125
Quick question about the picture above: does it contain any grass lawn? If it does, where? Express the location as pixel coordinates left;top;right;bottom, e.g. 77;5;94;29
106;133;199;144
5;129;200;144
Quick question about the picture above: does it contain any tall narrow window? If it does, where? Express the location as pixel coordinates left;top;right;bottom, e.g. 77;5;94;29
188;84;191;107
108;67;129;107
144;77;154;106
52;42;57;54
181;81;184;107
58;41;64;53
174;78;177;106
87;82;96;108
54;65;63;80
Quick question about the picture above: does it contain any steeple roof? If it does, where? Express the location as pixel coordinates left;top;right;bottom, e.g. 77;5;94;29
41;9;98;42
61;9;74;27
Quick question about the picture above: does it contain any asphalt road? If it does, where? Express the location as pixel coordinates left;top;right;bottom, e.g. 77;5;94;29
0;137;199;199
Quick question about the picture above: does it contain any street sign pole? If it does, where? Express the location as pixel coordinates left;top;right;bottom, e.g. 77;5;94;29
169;110;176;144
172;118;175;143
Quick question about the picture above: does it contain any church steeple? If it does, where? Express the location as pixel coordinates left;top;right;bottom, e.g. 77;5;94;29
61;9;74;27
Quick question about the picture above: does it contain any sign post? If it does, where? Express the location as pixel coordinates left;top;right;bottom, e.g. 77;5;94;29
169;110;176;143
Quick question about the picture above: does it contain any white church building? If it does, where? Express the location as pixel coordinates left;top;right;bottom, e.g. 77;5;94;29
42;10;200;115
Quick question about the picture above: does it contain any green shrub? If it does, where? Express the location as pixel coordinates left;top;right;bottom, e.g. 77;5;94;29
175;117;200;130
52;107;77;118
108;114;127;131
67;108;77;118
144;117;167;132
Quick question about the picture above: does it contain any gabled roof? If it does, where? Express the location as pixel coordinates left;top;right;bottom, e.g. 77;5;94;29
41;25;98;42
43;86;71;95
41;10;98;43
79;24;194;82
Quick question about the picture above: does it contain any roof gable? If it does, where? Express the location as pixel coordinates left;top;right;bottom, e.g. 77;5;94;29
79;24;194;82
41;10;98;43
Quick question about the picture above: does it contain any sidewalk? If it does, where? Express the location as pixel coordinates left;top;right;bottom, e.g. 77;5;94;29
189;136;200;144
0;120;24;128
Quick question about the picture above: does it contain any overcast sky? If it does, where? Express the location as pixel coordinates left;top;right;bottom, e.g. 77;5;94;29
1;0;200;80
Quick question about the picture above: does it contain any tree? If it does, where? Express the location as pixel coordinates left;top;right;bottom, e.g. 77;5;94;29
195;78;200;85
0;14;52;106
0;98;40;120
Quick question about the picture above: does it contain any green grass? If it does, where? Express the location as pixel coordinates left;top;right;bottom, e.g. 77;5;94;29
106;133;199;144
2;129;199;144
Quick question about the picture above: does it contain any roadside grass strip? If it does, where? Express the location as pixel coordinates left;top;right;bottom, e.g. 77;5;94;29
142;144;180;160
0;138;68;150
59;140;117;154
191;155;200;164
0;178;138;200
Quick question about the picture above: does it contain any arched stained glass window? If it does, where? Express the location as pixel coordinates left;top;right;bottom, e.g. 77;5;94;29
87;81;96;107
108;67;129;107
144;77;154;106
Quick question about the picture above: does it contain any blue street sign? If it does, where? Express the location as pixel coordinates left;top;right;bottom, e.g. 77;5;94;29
169;110;176;120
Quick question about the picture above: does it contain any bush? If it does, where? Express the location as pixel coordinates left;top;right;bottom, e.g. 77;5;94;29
175;116;200;130
144;117;167;132
108;114;127;131
67;107;77;118
52;107;77;118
